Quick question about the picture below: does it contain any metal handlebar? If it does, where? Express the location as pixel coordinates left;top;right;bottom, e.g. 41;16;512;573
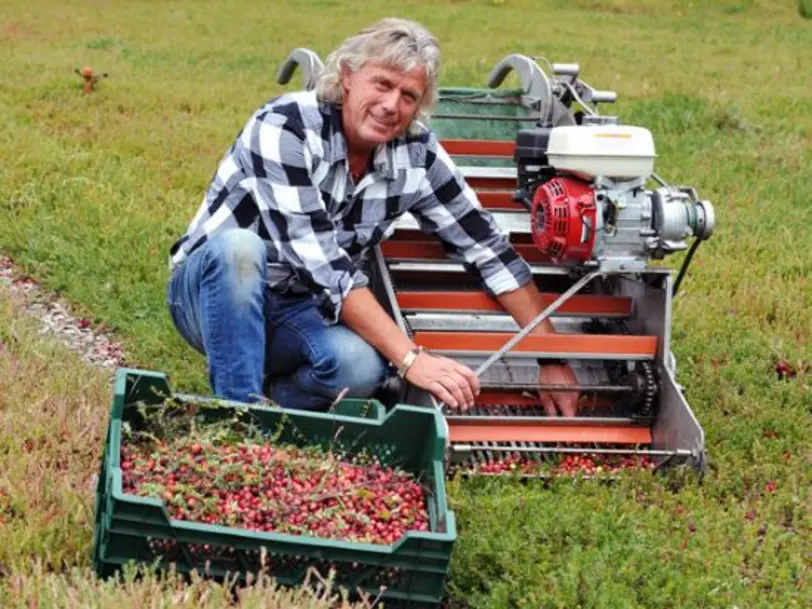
275;48;324;90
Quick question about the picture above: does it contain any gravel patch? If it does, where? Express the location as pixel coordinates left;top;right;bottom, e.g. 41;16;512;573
0;256;126;371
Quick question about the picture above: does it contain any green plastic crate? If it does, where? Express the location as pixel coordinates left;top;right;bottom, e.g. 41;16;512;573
93;368;456;607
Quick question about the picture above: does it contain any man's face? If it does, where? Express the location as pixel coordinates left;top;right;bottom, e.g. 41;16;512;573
340;62;427;153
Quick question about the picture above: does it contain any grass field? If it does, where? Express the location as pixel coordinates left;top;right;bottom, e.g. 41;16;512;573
1;0;810;607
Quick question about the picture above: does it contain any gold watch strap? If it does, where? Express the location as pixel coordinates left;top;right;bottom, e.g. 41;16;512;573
397;346;425;379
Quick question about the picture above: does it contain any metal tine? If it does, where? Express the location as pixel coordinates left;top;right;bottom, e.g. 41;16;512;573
464;405;487;470
470;441;479;472
477;405;496;470
507;404;524;467
454;444;685;458
477;440;489;473
512;402;540;471
472;401;496;470
479;396;535;474
516;394;548;470
479;405;497;466
509;427;519;465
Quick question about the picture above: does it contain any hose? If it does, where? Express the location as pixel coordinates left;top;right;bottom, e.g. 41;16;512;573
672;237;703;298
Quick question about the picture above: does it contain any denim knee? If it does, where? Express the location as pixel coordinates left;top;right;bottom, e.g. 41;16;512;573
317;328;388;397
201;229;266;305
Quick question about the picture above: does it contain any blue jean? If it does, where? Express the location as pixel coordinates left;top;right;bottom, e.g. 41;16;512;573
167;229;388;410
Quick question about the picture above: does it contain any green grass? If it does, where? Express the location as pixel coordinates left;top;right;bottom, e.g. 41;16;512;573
1;0;810;607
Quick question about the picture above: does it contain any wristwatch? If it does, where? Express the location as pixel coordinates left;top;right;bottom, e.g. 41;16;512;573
397;346;425;379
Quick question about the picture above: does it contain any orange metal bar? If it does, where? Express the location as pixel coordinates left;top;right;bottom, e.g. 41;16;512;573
440;139;516;157
448;423;652;444
466;176;517;190
414;332;658;358
396;291;633;317
379;241;445;260
477;191;523;210
380;240;550;262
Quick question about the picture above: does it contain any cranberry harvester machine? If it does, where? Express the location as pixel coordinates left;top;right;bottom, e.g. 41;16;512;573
277;49;715;473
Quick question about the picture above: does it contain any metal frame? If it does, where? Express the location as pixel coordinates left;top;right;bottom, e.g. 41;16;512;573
371;247;706;469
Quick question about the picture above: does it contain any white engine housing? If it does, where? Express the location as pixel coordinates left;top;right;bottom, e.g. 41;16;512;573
546;125;657;180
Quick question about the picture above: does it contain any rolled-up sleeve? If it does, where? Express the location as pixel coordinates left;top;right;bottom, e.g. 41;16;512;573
239;113;368;323
409;135;532;296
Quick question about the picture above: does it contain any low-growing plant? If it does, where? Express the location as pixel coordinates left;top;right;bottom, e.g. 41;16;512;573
0;560;375;609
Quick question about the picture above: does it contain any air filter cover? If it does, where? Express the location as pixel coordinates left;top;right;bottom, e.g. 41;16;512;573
547;125;656;180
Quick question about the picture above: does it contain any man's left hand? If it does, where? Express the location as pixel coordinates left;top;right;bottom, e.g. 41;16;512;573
538;363;579;417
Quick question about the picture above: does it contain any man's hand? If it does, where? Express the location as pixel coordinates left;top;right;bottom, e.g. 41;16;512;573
538;363;579;417
405;351;480;410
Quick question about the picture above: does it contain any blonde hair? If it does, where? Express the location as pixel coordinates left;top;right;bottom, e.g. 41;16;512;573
316;18;441;131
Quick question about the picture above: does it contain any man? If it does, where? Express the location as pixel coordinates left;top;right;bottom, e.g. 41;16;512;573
167;18;579;416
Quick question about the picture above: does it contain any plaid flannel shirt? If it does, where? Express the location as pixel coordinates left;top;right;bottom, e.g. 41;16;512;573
169;90;532;323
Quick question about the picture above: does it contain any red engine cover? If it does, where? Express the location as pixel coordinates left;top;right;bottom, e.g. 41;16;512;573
531;177;597;263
